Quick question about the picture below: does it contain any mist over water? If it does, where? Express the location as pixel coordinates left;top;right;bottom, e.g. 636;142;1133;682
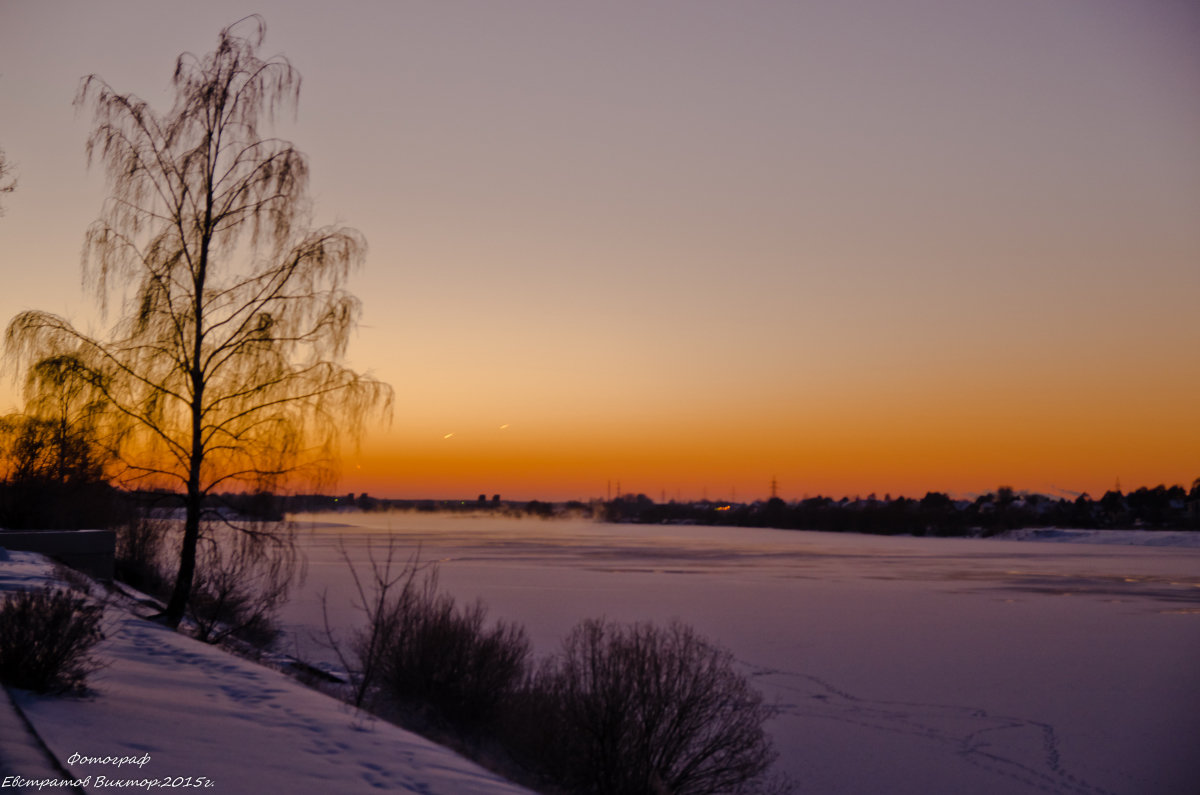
280;512;1200;795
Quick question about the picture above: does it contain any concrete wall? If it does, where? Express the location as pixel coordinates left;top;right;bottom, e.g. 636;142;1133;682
0;529;115;581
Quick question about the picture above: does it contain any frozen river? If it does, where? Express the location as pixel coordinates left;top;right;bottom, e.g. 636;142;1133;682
279;512;1200;795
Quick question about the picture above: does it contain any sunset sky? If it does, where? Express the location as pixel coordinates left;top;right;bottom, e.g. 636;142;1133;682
1;1;1198;502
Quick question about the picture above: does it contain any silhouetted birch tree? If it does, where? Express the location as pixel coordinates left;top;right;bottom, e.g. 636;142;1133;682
5;16;391;627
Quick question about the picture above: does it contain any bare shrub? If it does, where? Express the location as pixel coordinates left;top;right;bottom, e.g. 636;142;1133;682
0;587;104;693
320;540;423;709
319;553;784;793
378;570;530;732
513;618;779;795
186;521;297;648
323;541;529;733
114;515;171;598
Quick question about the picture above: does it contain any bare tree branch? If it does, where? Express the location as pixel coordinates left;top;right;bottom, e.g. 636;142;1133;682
0;147;18;216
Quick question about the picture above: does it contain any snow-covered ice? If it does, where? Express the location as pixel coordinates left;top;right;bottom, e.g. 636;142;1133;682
3;515;1198;795
285;514;1200;795
995;526;1200;547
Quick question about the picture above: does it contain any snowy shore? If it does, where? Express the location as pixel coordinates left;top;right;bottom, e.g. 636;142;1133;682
0;550;532;795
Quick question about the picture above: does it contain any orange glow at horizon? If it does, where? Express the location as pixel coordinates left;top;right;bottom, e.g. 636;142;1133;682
336;362;1200;501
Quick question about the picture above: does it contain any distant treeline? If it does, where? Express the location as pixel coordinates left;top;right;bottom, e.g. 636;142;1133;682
261;484;1200;535
602;483;1200;535
3;476;1198;537
0;484;583;530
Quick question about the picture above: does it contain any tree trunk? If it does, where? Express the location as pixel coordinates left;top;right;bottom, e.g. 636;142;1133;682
165;252;207;627
163;484;201;627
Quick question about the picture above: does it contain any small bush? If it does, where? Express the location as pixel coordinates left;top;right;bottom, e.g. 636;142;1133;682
511;618;779;795
0;587;104;694
187;522;296;648
327;543;530;733
377;572;530;732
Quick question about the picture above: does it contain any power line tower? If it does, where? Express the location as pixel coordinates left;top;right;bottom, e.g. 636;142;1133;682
770;476;778;500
